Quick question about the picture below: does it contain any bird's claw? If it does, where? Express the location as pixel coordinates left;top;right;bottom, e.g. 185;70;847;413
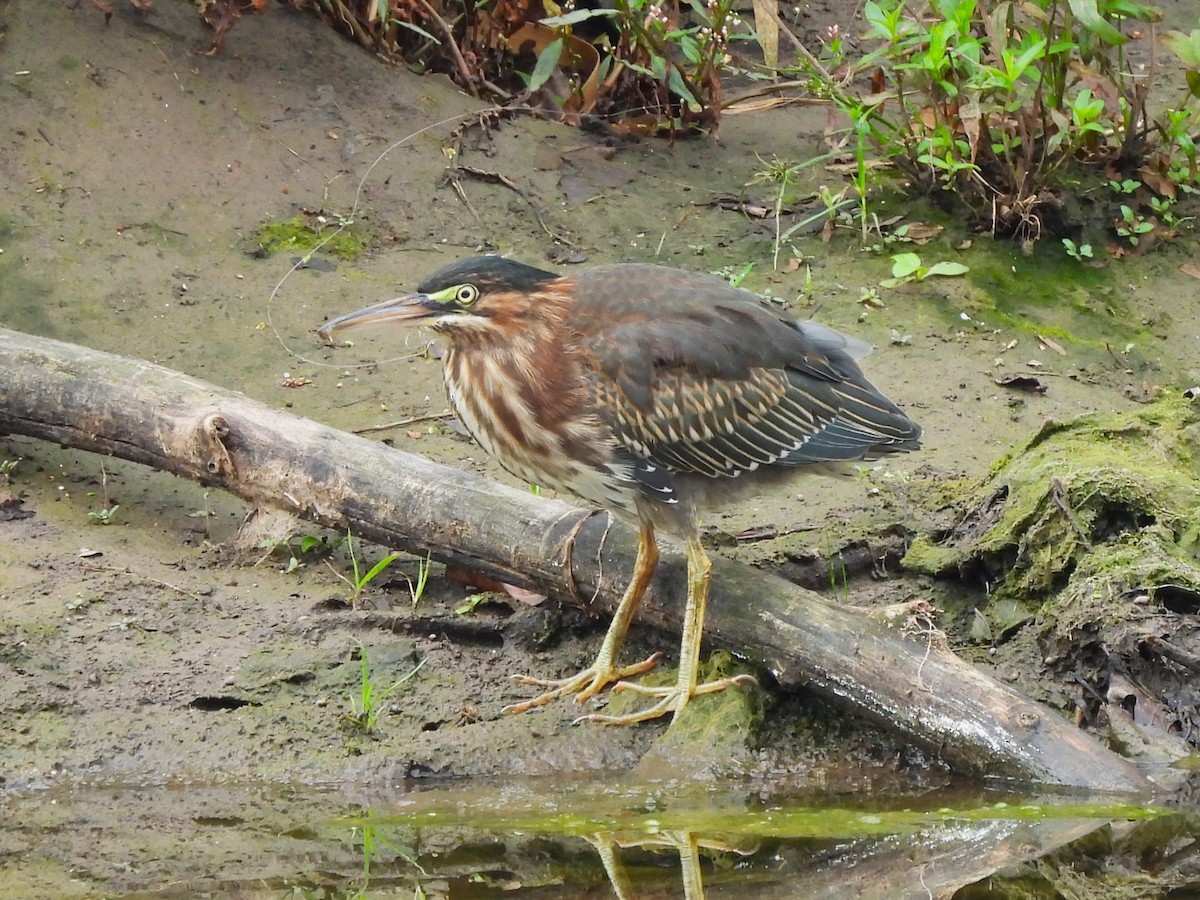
501;652;663;716
573;673;758;725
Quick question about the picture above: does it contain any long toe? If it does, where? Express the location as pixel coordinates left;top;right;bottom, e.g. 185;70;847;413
574;691;680;726
501;652;663;715
575;672;757;725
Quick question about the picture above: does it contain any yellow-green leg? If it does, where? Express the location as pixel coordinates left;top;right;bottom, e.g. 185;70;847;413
578;535;754;725
502;519;662;715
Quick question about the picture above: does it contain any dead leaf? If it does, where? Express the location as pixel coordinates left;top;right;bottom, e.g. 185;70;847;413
502;584;547;606
197;0;269;55
735;524;778;541
1109;673;1181;733
903;221;944;244
1036;334;1067;356
750;0;779;69
443;565;545;605
1139;166;1175;198
0;491;34;521
1181;263;1200;280
995;373;1047;394
723;95;794;115
958;98;982;162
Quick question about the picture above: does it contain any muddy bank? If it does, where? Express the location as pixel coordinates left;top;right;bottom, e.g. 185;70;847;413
2;0;1200;799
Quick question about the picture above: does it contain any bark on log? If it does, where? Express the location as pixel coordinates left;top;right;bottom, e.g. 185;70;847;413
0;327;1155;791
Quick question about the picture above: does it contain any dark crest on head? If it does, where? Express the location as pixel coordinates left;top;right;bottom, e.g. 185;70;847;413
417;256;560;296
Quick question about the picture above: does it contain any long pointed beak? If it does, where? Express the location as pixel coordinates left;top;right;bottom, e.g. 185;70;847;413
317;293;434;342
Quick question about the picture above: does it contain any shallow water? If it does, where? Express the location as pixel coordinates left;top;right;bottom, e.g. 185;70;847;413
1;774;1181;898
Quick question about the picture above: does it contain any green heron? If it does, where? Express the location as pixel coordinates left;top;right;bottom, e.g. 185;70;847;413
318;256;921;724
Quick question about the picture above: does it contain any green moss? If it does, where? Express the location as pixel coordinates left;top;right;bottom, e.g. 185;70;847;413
903;396;1200;625
918;239;1146;348
903;533;965;575
253;215;371;261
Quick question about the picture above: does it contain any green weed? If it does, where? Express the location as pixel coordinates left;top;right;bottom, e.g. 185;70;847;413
879;251;969;287
405;552;432;608
329;530;431;608
343;640;426;734
0;458;19;483
87;504;120;525
455;593;488;615
253;212;368;262
258;533;330;574
1115;205;1154;246
86;462;119;525
1061;238;1093;262
792;0;1200;247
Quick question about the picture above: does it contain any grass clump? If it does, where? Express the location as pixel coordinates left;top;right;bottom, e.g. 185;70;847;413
343;640;426;735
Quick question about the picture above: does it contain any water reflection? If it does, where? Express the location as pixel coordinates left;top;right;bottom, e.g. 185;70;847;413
586;830;757;900
0;775;1178;898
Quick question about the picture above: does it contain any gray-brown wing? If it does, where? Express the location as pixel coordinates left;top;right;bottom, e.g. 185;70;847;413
591;365;919;481
571;263;920;480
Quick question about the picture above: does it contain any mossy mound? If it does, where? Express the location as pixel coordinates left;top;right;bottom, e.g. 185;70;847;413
906;394;1200;609
904;394;1200;750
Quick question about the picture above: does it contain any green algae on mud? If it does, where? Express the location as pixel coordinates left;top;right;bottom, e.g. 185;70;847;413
904;393;1200;603
921;238;1141;348
252;213;374;262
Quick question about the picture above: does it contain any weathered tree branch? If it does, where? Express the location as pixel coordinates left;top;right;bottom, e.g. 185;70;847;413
0;327;1154;791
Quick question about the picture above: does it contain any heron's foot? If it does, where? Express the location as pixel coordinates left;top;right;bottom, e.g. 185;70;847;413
501;652;663;715
575;673;757;725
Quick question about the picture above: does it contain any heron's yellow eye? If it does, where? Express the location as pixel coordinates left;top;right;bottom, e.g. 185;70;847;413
454;284;478;306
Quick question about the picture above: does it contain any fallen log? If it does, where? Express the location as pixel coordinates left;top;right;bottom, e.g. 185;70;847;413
0;326;1155;791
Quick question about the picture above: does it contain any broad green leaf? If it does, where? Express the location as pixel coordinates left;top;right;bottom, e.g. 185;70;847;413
1010;35;1047;78
1104;0;1163;22
890;252;923;278
925;261;970;277
528;37;564;92
540;8;619;26
1162;28;1200;69
677;33;703;65
620;60;656;78
651;53;667;81
667;66;701;111
1066;0;1126;45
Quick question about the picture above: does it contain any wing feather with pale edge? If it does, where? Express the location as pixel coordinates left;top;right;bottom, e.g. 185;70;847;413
572;264;921;481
